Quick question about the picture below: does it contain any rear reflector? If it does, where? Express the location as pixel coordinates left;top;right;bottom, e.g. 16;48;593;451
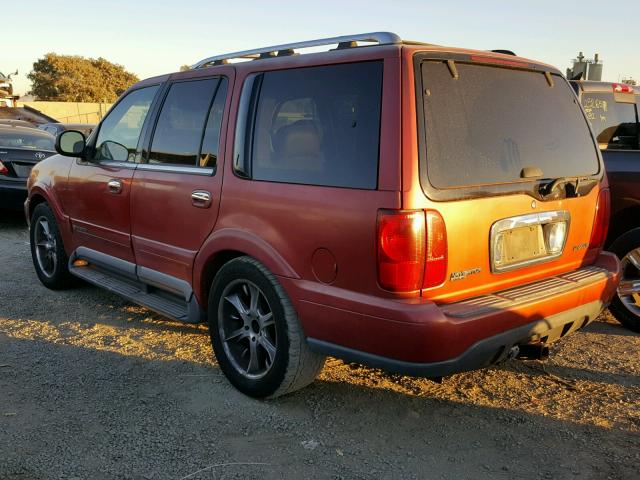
589;189;610;251
612;83;634;94
424;210;447;288
0;160;7;175
377;210;425;292
73;259;89;267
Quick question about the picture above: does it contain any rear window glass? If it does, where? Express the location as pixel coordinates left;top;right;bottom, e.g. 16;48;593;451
582;92;638;150
250;61;383;189
420;62;600;189
0;130;54;150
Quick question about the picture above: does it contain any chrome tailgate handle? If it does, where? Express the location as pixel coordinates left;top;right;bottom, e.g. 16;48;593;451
191;190;212;208
107;179;122;194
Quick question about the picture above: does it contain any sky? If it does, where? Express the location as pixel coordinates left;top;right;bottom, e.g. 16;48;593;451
4;0;638;96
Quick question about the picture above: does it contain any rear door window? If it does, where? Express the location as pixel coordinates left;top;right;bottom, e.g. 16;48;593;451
148;78;220;166
420;62;599;190
248;61;383;189
582;93;638;150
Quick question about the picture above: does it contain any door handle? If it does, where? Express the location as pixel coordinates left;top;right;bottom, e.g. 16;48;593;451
107;179;122;194
191;190;212;208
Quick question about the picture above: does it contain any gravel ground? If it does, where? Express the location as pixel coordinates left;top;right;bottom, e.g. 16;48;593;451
1;212;639;480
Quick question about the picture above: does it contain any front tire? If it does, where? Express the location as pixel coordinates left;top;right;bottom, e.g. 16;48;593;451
608;228;640;333
29;203;74;290
208;256;325;398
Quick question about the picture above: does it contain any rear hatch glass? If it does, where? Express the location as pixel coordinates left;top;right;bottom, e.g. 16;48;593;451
420;61;600;193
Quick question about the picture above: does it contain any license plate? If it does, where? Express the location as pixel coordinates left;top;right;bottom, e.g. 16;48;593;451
12;163;33;178
499;225;546;264
491;211;570;273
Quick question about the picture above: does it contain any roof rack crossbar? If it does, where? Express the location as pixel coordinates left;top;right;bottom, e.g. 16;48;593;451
191;31;402;69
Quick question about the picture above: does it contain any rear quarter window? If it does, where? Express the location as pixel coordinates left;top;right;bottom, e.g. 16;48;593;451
248;61;383;189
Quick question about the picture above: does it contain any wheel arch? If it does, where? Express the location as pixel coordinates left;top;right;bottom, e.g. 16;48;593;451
28;185;73;254
607;205;640;248
193;228;300;308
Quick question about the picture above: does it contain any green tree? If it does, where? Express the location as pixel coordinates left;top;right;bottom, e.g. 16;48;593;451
179;64;191;72
28;53;139;102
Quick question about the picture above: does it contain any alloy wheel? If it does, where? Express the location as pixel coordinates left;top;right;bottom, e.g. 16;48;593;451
34;216;57;278
218;279;277;379
617;247;640;317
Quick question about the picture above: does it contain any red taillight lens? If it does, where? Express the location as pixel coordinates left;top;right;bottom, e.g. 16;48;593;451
377;209;447;292
0;160;7;175
424;210;447;288
612;83;634;94
589;188;610;251
378;210;425;292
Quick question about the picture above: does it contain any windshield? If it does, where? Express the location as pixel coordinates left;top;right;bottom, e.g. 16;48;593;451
0;130;55;150
420;61;600;190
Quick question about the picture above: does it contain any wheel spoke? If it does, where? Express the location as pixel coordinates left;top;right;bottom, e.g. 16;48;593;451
259;336;276;364
248;283;260;313
618;280;640;296
246;340;260;374
224;293;249;321
259;311;274;328
39;220;50;237
224;327;248;343
627;249;640;271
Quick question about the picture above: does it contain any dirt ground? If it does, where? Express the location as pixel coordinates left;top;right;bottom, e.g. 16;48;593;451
1;211;638;480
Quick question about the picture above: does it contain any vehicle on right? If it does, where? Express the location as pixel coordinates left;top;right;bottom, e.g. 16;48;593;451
572;80;640;331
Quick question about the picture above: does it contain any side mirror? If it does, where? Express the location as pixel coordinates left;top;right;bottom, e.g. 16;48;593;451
56;130;86;157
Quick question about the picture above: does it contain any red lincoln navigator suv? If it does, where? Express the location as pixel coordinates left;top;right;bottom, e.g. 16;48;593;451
27;32;620;398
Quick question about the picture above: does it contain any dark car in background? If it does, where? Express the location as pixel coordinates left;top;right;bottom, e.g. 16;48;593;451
0;126;56;211
0;119;36;129
38;122;95;138
572;80;640;331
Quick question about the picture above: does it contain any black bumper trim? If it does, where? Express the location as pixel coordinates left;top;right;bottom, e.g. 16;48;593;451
307;300;605;378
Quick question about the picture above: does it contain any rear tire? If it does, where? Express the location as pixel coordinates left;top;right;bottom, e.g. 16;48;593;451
608;228;640;333
29;203;74;290
208;256;325;398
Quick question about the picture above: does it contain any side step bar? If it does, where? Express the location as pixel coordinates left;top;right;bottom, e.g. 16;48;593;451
68;248;205;324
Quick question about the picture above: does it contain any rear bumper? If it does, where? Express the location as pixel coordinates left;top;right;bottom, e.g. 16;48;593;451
283;251;620;377
0;180;27;211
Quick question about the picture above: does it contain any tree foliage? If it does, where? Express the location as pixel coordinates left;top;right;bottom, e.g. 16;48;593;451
28;53;139;102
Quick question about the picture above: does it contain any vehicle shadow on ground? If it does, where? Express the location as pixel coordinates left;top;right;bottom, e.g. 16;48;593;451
583;319;639;337
0;335;636;480
0;209;27;227
501;358;639;388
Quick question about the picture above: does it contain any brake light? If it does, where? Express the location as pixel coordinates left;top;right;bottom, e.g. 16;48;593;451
378;210;425;292
469;55;531;69
589;189;610;251
612;83;634;94
377;210;447;292
0;160;7;175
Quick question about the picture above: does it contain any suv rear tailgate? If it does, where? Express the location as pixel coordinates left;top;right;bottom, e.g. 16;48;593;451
406;53;604;303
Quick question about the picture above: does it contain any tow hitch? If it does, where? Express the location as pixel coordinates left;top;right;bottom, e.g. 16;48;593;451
516;343;550;360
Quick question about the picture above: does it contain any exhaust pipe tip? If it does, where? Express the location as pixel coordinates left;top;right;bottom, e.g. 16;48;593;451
516;343;549;361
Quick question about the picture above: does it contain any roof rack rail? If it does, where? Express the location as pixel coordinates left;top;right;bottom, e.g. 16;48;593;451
191;32;402;69
490;49;516;56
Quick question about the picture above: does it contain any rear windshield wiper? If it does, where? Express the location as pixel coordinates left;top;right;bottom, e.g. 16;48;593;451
539;176;582;199
520;166;585;199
